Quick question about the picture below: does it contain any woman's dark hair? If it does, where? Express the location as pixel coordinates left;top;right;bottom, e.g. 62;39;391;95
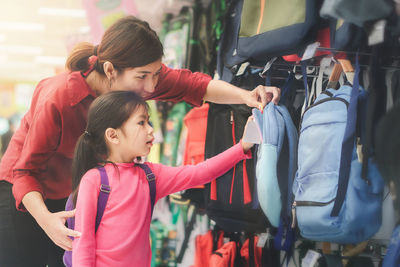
66;16;163;73
71;91;148;204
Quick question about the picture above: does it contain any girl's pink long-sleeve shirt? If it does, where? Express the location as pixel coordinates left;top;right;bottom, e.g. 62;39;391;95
73;143;251;267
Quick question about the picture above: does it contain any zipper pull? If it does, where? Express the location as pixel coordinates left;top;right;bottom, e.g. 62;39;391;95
291;201;297;228
230;110;234;124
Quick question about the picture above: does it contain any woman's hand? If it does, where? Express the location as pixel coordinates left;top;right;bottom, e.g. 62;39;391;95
241;116;256;153
22;191;81;251
37;209;81;251
244;85;280;110
204;80;280;108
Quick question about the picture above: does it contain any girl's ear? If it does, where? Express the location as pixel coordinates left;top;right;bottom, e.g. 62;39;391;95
103;61;116;80
105;128;119;144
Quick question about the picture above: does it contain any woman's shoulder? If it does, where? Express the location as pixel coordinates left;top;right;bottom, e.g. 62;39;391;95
35;71;90;108
32;72;73;108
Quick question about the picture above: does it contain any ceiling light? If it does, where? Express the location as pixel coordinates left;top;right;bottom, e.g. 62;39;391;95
0;45;42;55
38;7;86;18
0;60;36;69
34;56;66;65
79;26;91;33
0;22;45;32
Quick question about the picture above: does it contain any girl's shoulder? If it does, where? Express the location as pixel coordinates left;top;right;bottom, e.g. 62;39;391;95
80;167;102;186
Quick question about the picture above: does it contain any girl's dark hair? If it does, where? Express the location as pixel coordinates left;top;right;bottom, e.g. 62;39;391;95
71;91;148;204
66;16;163;73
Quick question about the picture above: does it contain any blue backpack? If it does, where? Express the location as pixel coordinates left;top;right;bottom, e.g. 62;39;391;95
383;225;400;267
253;103;298;228
293;58;384;244
63;164;156;267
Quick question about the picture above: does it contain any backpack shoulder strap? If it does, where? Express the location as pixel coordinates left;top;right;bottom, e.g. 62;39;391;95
137;163;157;217
95;166;111;232
331;56;360;217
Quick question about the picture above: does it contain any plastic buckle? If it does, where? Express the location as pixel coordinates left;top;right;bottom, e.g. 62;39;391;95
100;184;111;193
146;173;156;182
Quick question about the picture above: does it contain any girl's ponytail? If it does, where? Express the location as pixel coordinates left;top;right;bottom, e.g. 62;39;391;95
65;42;96;72
71;132;103;205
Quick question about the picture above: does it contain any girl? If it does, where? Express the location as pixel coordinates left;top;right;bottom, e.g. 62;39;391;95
0;15;278;266
71;90;254;266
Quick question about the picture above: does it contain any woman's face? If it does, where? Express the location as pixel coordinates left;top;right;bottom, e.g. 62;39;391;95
111;59;162;99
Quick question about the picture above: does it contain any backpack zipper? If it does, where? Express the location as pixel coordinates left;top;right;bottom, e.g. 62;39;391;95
304;97;349;114
321;90;333;97
229;110;251;205
291;198;336;228
299;96;349;130
294;199;336;207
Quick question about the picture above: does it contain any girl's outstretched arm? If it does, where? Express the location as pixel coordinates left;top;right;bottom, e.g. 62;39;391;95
151;116;255;200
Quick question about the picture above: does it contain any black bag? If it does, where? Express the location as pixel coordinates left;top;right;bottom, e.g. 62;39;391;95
204;70;269;233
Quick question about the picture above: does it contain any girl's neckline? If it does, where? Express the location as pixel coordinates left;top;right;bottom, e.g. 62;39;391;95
104;162;141;167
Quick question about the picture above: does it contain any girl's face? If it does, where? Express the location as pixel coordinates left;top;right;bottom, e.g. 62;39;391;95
112;59;162;99
115;105;154;162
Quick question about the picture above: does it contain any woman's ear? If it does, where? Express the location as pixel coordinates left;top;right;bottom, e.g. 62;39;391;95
104;128;119;145
103;61;116;81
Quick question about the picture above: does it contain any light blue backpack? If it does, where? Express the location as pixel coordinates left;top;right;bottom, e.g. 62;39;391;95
253;103;298;228
293;58;384;243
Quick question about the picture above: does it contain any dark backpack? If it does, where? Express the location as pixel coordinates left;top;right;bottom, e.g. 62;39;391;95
205;102;269;233
217;0;319;82
63;163;156;267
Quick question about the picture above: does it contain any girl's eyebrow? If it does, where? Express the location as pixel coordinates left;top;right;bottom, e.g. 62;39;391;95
138;114;149;120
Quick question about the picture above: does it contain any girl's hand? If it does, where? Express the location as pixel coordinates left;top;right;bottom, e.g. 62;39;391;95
241;116;256;153
244;85;280;110
37;209;81;251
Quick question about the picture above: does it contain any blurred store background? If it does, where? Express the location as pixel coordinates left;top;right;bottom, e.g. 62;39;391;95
0;0;193;155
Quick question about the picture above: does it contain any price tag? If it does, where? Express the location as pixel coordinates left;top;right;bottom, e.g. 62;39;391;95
257;233;269;247
301;250;321;267
301;42;320;61
242;118;262;144
368;19;386;46
236;62;250;76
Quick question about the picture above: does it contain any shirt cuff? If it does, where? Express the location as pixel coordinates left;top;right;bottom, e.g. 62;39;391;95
12;175;44;211
191;74;211;107
237;140;253;159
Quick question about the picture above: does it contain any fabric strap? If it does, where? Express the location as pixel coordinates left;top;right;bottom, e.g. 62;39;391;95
95;163;157;232
301;60;310;109
137;163;157;217
331;55;360;217
95;167;110;232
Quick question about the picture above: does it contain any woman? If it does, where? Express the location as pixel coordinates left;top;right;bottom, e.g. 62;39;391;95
0;16;279;266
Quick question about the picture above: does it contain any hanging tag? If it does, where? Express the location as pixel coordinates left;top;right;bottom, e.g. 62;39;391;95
257;233;269;248
368;19;386;46
242;118;262;144
301;42;320;61
260;57;277;76
301;250;321;267
236;62;250;76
